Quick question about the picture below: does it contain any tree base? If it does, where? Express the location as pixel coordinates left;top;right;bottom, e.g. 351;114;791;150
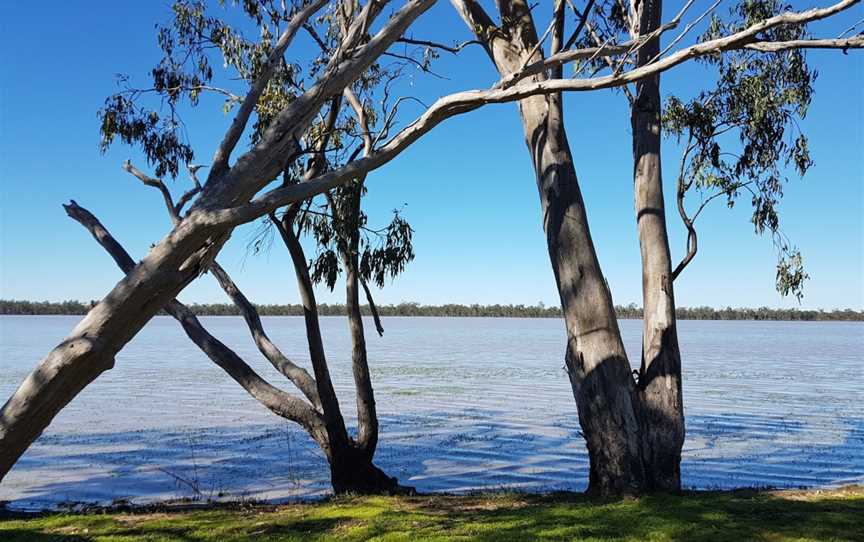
330;451;415;496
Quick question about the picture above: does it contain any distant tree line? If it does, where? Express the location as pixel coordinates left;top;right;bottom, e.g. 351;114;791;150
2;299;861;321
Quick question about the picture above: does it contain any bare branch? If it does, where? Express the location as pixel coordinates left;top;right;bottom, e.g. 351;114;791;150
396;37;483;53
118;84;241;101
175;186;202;216
382;51;449;78
209;262;322;408
839;16;864;37
671;140;697;281
344;87;373;154
200;0;434;210
584;19;635;103
175;164;206;216
122;160;179;224
124;158;320;407
209;0;863;227
360;278;385;336
651;0;722;64
615;0;696;74
63;200;326;440
563;0;596;50
744;36;864;51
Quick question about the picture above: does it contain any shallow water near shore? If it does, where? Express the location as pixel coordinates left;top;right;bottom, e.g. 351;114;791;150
1;315;862;510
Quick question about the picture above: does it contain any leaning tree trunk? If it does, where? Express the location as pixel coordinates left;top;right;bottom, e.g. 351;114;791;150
0;218;215;481
451;0;643;495
630;0;685;492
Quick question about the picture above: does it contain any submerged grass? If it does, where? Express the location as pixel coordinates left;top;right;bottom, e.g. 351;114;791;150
1;486;862;541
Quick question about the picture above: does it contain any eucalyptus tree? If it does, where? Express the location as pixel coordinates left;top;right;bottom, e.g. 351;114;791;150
573;0;850;493
0;0;437;484
71;0;417;494
447;0;862;494
1;0;860;490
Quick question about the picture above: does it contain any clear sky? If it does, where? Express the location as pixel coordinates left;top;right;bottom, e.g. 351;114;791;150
1;1;862;310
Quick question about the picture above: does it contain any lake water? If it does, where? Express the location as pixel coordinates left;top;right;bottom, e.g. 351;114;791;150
1;316;862;510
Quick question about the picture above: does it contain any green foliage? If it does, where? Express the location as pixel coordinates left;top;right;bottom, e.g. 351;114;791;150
663;0;817;300
96;0;432;290
570;0;821;301
298;192;415;291
98;0;310;178
99;92;193;178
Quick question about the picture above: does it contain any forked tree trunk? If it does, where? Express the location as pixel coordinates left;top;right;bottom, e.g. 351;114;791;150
451;0;644;495
64;199;401;496
329;441;402;494
630;0;685;492
276;211;403;494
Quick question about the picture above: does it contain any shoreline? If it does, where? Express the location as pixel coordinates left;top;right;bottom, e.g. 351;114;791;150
2;312;862;322
2;485;861;517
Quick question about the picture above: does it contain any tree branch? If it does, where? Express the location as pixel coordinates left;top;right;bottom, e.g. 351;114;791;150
360;278;385;336
396;37;483;53
122;160;179;224
744;36;864;51
207;0;863;228
208;262;322;409
196;0;434;212
671;142;697;281
126;160;321;407
272;210;351;451
208;0;329;181
63;200;327;441
563;0;596;50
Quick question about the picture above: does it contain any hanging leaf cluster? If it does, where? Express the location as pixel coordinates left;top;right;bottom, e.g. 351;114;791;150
98;0;308;177
299;181;415;291
663;0;816;299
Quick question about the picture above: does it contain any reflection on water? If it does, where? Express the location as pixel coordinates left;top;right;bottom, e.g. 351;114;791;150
1;316;862;509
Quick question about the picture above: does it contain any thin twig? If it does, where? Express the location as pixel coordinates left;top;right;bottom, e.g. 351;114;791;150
396;37;483;53
122;160;179;224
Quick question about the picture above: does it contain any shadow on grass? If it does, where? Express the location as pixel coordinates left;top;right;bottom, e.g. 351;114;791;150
0;513;348;542
410;491;864;542
2;490;862;541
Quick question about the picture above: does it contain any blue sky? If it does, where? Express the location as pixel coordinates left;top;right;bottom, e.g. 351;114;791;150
1;1;862;310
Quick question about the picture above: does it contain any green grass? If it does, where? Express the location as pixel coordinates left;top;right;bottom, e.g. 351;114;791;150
2;486;862;541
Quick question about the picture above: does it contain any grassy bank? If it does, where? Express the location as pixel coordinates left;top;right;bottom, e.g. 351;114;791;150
2;487;862;541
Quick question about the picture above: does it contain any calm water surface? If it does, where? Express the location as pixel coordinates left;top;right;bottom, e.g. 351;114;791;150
1;316;862;509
